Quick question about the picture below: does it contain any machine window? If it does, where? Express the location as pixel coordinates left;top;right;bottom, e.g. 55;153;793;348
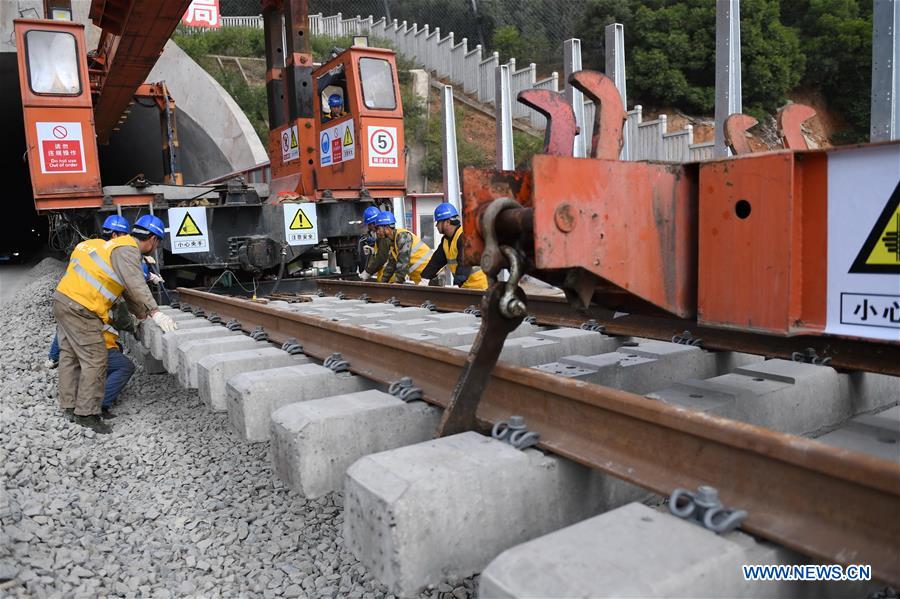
359;58;396;110
25;30;81;95
318;64;349;123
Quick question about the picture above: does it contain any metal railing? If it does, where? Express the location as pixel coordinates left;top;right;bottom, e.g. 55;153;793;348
205;13;711;163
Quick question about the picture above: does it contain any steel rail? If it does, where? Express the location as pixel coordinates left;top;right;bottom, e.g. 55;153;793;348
178;287;900;585
315;280;900;376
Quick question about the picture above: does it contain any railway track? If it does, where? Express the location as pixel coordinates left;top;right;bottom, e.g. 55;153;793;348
315;280;900;377
167;285;900;591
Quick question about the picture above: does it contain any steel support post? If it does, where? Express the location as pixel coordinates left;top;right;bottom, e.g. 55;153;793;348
871;0;899;142
441;85;462;210
563;38;587;158
605;23;629;160
495;64;516;170
714;0;742;157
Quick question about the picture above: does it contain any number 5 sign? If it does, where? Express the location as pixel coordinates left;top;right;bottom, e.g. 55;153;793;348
367;126;398;167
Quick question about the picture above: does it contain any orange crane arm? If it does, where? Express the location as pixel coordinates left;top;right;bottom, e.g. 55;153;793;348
88;0;193;143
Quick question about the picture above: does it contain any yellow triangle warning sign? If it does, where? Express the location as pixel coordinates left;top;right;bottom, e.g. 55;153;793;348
290;128;298;149
343;126;353;147
289;207;314;230
177;212;203;237
850;182;900;274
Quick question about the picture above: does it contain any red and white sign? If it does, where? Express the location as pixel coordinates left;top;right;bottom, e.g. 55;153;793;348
36;122;85;174
182;0;220;28
368;126;398;167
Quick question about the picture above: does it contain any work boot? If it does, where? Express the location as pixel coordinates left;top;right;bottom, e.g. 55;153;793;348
73;414;112;435
100;407;116;420
60;408;74;421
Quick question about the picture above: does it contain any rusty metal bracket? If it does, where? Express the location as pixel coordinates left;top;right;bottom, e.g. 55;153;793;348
567;70;625;160
669;485;748;534
388;377;424;402
491;415;541;450
724;113;758;155
517;89;577;157
777;103;816;150
439;200;529;437
791;347;832;367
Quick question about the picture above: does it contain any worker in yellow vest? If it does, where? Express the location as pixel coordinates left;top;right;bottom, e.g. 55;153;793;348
420;203;488;290
53;214;176;434
374;211;432;284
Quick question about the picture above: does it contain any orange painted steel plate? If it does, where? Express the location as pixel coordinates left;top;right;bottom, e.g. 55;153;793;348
530;155;697;318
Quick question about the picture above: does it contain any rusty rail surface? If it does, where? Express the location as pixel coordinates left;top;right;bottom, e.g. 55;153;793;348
177;287;900;585
315;280;900;376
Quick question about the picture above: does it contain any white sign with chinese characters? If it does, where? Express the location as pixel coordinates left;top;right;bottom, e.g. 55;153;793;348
168;207;210;254
826;144;900;341
182;0;220;28
319;119;355;167
367;126;398;167
36;122;85;174
281;125;299;163
283;203;319;246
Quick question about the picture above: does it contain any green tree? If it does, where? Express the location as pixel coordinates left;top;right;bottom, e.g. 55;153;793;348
577;1;803;118
491;25;526;63
784;0;872;141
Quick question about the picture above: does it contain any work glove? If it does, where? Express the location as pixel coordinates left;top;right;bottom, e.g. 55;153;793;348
151;310;178;333
359;270;371;281
417;278;430;286
148;272;164;285
44;359;58;370
362;245;375;256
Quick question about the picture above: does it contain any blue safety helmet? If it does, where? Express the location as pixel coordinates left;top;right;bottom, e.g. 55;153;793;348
133;214;166;239
434;202;459;223
363;206;380;225
102;214;130;234
374;211;396;227
328;94;343;109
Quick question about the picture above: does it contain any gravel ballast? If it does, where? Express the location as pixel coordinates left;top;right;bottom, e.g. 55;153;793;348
0;258;476;598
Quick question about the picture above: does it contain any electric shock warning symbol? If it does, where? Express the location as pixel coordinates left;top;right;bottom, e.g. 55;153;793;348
177;212;203;236
849;181;900;274
289;207;314;230
343;126;353;146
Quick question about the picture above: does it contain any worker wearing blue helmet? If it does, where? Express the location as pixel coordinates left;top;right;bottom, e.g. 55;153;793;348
420;202;487;289
358;205;391;281
373;211;433;284
52;212;177;434
327;93;345;119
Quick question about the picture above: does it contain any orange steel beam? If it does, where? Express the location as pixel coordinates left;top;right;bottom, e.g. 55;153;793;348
88;0;193;143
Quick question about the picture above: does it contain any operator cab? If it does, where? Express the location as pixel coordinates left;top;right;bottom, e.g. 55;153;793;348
312;46;405;200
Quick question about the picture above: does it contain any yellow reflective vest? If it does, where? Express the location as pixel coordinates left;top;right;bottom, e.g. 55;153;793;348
444;226;487;290
390;228;431;283
57;236;139;323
